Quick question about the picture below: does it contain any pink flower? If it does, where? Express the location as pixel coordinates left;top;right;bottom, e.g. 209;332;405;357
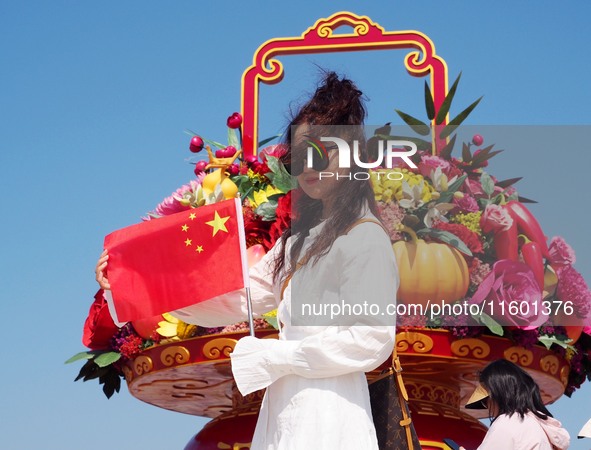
555;265;591;319
453;194;479;213
548;236;576;266
418;154;452;179
143;178;204;220
259;144;287;163
470;260;548;327
480;204;513;234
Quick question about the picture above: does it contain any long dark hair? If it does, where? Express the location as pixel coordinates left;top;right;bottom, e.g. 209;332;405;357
480;359;553;422
272;71;380;283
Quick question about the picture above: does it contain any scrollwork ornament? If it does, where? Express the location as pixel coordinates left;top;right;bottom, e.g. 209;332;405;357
160;346;190;366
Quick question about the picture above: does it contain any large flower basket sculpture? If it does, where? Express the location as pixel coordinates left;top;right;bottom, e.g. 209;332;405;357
68;12;591;450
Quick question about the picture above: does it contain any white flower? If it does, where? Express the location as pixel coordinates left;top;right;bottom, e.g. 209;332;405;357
399;180;425;210
424;202;455;228
430;166;457;192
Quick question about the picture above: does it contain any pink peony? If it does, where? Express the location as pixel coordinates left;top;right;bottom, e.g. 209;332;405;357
470;260;548;327
453;194;479;213
259;144;288;163
418;154;452;179
548;236;576;266
143;178;204;220
480;204;513;234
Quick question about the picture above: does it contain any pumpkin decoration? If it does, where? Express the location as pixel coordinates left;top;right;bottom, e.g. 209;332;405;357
392;226;470;307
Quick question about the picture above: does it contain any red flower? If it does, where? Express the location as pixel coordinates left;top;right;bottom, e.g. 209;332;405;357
433;221;483;254
82;290;119;350
243;204;271;248
264;191;293;249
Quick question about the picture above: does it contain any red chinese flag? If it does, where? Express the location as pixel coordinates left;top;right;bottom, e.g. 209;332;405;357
104;198;248;323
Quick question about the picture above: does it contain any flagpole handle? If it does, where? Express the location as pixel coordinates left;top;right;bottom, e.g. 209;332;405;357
245;287;255;337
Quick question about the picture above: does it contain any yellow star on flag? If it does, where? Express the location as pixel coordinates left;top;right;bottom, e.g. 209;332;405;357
181;224;189;232
184;238;192;247
206;211;230;236
189;213;196;220
196;245;204;253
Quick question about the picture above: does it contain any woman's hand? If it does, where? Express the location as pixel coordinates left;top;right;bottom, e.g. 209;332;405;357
95;249;111;290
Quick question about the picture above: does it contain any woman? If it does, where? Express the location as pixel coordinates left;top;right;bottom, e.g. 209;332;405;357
97;72;399;450
461;359;570;450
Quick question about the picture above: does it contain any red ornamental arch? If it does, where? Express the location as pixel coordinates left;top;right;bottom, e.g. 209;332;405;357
240;11;450;157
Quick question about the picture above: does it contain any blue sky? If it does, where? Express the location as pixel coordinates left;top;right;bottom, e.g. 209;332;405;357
1;1;590;449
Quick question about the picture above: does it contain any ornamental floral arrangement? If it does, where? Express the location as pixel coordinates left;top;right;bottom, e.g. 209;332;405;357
67;73;591;399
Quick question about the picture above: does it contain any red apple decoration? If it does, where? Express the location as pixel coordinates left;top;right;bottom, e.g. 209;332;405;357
472;134;484;146
194;160;208;175
227;112;243;129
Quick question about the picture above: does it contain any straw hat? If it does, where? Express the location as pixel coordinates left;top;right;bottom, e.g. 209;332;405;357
465;384;489;410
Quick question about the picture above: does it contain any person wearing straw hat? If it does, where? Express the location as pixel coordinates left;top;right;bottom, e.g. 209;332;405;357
459;359;570;450
579;418;591;440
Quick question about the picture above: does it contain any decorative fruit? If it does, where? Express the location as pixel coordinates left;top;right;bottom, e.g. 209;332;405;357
246;244;266;268
471;134;484;146
132;314;164;339
202;168;238;199
244;154;258;165
190;136;204;153
227;112;243;129
392;227;470;307
228;163;240;176
194;160;208;175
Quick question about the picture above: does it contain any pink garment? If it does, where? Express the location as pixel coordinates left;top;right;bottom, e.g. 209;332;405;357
477;412;570;450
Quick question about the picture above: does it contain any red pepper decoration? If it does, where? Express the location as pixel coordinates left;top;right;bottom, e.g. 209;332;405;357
521;239;545;290
505;200;550;258
494;212;519;261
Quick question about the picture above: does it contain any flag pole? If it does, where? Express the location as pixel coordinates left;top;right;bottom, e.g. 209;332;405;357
234;196;255;337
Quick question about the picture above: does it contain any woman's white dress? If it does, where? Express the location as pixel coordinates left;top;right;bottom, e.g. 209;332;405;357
173;215;398;450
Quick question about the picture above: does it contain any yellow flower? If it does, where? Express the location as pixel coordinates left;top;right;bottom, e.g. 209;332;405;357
370;169;434;204
451;211;483;235
156;313;197;341
251;185;283;208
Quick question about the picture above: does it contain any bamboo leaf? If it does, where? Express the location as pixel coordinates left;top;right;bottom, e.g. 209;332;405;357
437;174;467;203
440;96;483;139
472;148;503;166
202;137;226;150
227;128;239;148
496;177;523;189
439;134;456;160
424;81;435;120
395;110;431;136
517;195;538;204
418;228;472;256
258;134;282;147
435;72;462;124
462;141;472;163
376;134;432;151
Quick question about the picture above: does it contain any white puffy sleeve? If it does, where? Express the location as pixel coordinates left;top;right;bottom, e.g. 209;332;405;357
231;221;398;395
171;241;281;327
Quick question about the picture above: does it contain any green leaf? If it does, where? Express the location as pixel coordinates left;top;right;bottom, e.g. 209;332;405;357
255;200;278;221
395;110;431;136
440;96;483;139
480;172;495;196
419;228;472;256
471;145;502;166
477;312;504;336
424;81;435;120
435;72;462;124
65;351;96;364
262;313;279;330
538;334;572;350
227;128;240;149
94;352;122;368
438;134;456;160
202;137;226;150
437;174;467;203
265;156;297;193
